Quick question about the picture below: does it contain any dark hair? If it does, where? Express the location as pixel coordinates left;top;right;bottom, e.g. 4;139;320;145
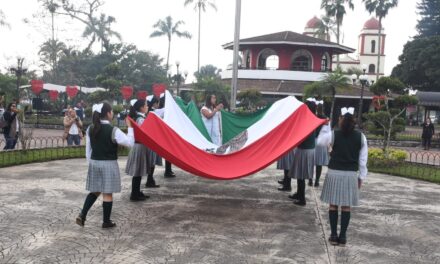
205;94;216;109
129;99;146;119
90;102;112;142
147;97;159;112
7;103;15;111
159;96;165;109
304;100;316;114
340;114;356;135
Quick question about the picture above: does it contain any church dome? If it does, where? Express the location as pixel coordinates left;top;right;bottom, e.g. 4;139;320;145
305;16;322;28
363;17;381;30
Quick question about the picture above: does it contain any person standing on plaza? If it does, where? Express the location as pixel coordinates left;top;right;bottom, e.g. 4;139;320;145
288;99;317;206
63;107;83;146
76;102;134;228
125;99;152;201
75;101;85;121
277;150;295;191
318;107;368;246
201;94;223;146
311;100;329;187
145;95;161;188
421;117;435;150
2;103;20;150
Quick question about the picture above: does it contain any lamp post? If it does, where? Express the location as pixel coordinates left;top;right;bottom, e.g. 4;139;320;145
356;64;369;129
169;61;188;97
9;58;27;104
230;0;242;111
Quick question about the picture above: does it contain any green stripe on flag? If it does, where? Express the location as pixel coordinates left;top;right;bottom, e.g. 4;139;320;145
220;107;270;143
174;97;212;142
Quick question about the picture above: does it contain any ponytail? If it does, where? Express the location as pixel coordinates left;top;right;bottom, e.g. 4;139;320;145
90;102;112;142
340;114;356;136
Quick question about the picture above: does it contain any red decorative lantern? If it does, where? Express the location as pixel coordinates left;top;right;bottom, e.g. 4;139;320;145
49;90;59;101
66;85;79;98
120;86;133;100
372;95;386;110
152;83;166;97
31;79;44;95
137;90;148;100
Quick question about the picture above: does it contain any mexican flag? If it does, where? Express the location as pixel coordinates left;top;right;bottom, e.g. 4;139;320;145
131;91;325;180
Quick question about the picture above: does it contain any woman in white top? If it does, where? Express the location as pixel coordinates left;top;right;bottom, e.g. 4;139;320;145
201;94;223;146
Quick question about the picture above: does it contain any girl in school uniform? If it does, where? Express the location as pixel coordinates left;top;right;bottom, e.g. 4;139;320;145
125;99;150;201
276;149;295;191
288;99;317;206
145;95;161;188
310;100;329;187
76;102;134;228
318;107;368;246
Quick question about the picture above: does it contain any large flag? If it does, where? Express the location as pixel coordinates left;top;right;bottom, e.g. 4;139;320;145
131;91;325;180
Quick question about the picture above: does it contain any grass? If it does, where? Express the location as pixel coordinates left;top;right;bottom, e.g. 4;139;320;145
369;161;440;184
0;146;129;168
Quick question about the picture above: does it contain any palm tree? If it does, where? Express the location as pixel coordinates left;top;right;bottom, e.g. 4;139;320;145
42;0;59;41
321;70;350;120
0;10;11;28
150;16;192;71
321;0;354;67
314;15;337;41
184;0;217;73
363;0;398;81
39;39;67;81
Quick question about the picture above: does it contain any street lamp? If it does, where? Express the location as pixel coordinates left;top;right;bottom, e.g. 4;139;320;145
357;64;369;128
168;61;188;96
9;58;28;104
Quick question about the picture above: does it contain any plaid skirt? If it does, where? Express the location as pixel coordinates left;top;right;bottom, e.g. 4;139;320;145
320;169;359;207
289;148;315;180
125;143;150;177
277;149;296;170
315;145;329;166
86;160;121;193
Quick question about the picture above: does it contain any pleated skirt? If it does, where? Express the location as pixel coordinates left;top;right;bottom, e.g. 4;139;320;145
276;149;296;170
289;148;315;180
320;169;359;207
315;145;329;166
125;143;149;177
147;149;163;167
86;160;121;193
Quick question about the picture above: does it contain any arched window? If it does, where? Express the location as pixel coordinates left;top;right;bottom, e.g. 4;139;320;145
257;48;278;70
321;53;330;72
369;64;376;74
291;49;313;71
371;40;376;53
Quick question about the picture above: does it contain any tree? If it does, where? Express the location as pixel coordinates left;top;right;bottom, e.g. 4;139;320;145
363;0;398;81
82;14;122;52
150;16;191;71
321;0;354;67
96;63;123;100
184;0;217;72
391;36;440;92
189;78;230;108
314;15;337;41
237;89;266;111
0;9;11;28
39;39;67;82
194;64;221;81
364;77;418;155
416;0;440;37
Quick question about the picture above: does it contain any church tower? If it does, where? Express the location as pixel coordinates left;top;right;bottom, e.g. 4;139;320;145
359;17;386;81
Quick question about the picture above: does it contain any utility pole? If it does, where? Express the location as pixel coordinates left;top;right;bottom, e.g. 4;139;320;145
230;0;241;111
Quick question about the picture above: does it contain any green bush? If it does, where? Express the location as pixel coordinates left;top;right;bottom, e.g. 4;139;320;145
368;148;407;161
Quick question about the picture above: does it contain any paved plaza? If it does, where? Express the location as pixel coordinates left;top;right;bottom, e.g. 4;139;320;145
0;158;439;263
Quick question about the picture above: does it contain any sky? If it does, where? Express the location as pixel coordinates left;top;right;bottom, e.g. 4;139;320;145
0;0;419;83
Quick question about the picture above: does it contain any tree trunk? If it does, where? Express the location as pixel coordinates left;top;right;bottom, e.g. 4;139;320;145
197;2;202;73
330;87;336;125
166;38;171;71
376;17;382;82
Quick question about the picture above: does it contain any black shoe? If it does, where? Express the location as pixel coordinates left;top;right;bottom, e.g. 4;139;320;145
293;200;306;206
130;194;148;201
278;186;292;191
102;221;116;228
75;214;85;227
329;235;339;246
139;192;150;199
164;171;176;178
288;193;299;200
314;182;320;187
338;237;347;247
277;180;284;185
308;179;313;186
145;182;160;188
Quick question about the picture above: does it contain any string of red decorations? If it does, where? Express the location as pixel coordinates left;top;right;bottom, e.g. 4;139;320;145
49;90;59;101
120;86;134;100
31;80;44;95
137;90;148;100
66;86;79;98
152;83;166;97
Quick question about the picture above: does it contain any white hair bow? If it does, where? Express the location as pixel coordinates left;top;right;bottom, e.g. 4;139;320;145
315;100;324;105
341;107;355;116
130;99;137;106
306;97;316;103
92;103;103;113
146;95;154;102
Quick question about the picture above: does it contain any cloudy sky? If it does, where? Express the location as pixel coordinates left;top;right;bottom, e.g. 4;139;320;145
0;0;419;83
